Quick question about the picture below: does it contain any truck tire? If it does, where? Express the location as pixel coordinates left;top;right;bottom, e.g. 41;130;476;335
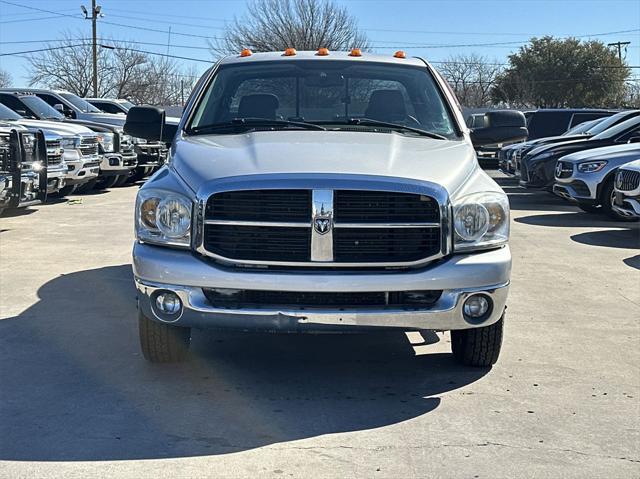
114;174;130;187
138;310;191;362
451;314;504;367
76;178;98;193
600;178;638;222
100;176;119;189
58;184;77;197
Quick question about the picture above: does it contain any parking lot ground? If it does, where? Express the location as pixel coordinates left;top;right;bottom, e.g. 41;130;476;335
1;173;639;479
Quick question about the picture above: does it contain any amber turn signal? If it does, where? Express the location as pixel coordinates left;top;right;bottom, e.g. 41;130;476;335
316;47;329;56
349;48;362;57
239;49;252;57
394;50;407;59
283;48;297;56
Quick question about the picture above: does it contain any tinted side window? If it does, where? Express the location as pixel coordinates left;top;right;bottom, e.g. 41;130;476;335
0;95;27;115
569;112;610;128
95;102;121;114
526;112;571;139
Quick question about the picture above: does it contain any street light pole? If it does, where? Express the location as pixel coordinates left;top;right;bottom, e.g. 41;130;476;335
91;0;98;97
82;2;102;97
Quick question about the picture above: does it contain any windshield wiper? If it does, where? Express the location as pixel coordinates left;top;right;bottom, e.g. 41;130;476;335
189;118;326;134
326;118;447;140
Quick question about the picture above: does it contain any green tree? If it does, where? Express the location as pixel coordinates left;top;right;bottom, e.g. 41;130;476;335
492;37;630;108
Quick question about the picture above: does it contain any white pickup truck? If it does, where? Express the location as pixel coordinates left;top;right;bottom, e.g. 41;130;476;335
125;49;527;366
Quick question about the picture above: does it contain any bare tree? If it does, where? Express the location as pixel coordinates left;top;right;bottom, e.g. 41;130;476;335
27;31;199;105
438;54;502;108
211;0;369;55
0;69;12;88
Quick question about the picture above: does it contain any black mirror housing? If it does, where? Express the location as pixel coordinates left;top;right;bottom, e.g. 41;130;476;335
470;110;528;147
125;106;176;142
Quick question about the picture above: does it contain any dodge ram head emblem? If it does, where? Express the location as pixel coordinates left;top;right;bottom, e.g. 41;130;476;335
314;216;332;235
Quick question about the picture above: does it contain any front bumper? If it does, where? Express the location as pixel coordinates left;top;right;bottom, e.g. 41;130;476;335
100;153;138;176
133;242;511;332
65;156;101;185
613;193;640;218
46;164;67;193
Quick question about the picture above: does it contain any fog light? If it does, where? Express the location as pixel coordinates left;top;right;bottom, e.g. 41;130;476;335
109;157;120;166
463;294;491;320
155;291;182;315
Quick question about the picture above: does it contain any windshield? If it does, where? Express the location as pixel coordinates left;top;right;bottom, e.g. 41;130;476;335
119;100;134;110
188;60;458;139
21;95;64;120
60;93;102;113
0;102;22;120
564;118;603;135
592;115;640;140
587;111;640;136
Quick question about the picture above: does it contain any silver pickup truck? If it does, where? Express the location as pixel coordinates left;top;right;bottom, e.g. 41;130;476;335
125;50;527;366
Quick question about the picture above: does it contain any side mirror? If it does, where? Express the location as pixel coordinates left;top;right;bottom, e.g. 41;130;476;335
53;103;65;113
470;110;528;147
124;106;177;143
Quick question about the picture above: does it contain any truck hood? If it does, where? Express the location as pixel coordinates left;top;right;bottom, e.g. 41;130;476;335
14;119;93;135
560;143;640;163
172;131;477;195
79;112;126;126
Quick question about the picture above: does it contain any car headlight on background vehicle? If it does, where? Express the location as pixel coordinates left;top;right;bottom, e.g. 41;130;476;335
578;161;607;173
97;132;115;153
136;189;191;247
61;136;81;150
453;192;510;252
21;132;38;163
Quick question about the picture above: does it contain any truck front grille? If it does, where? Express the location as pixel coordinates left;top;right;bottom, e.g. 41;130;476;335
46;139;63;165
616;169;640;192
201;189;443;267
202;288;442;309
79;137;98;157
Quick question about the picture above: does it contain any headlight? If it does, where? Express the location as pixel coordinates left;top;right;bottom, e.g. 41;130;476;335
453;192;510;252
61;136;81;150
97;132;115;153
578;160;607;173
136;189;191;247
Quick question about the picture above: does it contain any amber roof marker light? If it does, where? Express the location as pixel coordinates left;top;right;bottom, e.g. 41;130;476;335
239;49;252;57
394;50;407;59
349;48;362;57
316;47;329;56
283;48;297;56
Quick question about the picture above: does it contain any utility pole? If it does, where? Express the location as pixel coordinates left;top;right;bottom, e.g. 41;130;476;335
608;41;631;62
81;2;102;97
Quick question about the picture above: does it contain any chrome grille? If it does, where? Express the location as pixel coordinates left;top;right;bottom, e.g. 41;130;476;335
555;161;573;179
616;168;640;192
46;139;63;165
79;137;98;157
201;189;444;267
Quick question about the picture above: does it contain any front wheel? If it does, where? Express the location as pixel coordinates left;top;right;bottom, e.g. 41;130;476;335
138;310;191;363
451;314;504;367
600;178;638;222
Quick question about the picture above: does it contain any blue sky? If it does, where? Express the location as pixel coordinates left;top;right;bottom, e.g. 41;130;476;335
0;0;639;85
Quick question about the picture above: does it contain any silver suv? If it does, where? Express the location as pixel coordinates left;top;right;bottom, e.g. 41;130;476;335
613;159;640;219
553;143;640;220
125;50;527;366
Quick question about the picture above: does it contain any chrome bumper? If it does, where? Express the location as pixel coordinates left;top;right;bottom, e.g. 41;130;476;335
65;157;100;185
133;243;511;332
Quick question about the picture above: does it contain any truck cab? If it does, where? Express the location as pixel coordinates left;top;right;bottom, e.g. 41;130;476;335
125;50;527;366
